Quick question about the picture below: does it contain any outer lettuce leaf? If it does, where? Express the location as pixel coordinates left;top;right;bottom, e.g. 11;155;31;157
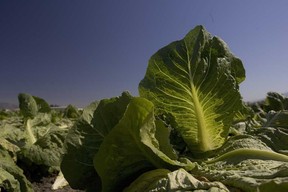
254;127;288;155
263;111;288;129
0;108;72;185
25;113;57;145
32;95;51;113
0;147;33;192
124;168;228;192
139;25;245;152
61;92;132;191
123;169;171;192
155;120;178;160
0;120;25;152
212;135;274;156
0;167;20;192
61;119;101;191
193;135;288;191
94;97;194;192
195;159;288;192
248;111;288;154
264;92;288;112
0;112;69;170
81;100;99;124
19;127;68;169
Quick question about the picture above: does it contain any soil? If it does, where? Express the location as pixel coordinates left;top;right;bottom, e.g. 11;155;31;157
16;160;85;192
31;173;84;192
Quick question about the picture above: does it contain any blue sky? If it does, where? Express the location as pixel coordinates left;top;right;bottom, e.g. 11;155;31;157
1;1;288;107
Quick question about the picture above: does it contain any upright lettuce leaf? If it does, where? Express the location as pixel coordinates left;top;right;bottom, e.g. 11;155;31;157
63;104;80;119
81;100;99;123
94;98;194;192
139;25;245;153
18;93;38;119
61;92;132;191
18;93;52;119
32;95;51;113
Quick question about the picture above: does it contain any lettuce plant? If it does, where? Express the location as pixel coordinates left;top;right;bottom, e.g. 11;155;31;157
2;25;288;192
93;97;194;191
0;94;73;191
139;25;245;153
0;147;33;192
58;25;288;192
61;92;133;191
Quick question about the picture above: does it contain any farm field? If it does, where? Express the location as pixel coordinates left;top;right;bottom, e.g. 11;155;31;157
1;26;288;192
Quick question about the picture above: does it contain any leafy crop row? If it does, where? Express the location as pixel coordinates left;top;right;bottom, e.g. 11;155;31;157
1;25;288;192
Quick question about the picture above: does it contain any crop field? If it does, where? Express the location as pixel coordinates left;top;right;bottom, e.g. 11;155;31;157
1;26;288;192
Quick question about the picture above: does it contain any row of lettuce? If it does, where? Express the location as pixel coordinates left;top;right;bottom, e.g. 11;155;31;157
2;25;288;192
0;93;82;191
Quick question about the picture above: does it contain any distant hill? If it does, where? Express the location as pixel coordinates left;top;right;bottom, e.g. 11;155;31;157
0;102;18;110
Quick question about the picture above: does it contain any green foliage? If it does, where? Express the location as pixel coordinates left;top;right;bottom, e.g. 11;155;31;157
3;26;288;192
1;93;73;191
124;168;229;192
0;109;18;121
63;104;80;119
18;93;52;118
32;96;51;113
61;92;132;191
0;147;33;192
264;92;288;112
18;93;38;119
139;26;245;153
94;98;193;191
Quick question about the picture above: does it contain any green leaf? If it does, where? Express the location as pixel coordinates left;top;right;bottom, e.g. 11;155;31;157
195;159;288;192
255;126;288;154
18;93;38;119
24;113;56;145
124;168;229;192
20;128;68;169
94;97;194;192
264;92;288;112
194;135;288;191
263;110;288;128
63;104;80;119
0;147;33;192
61;92;132;191
61;119;101;191
139;25;245;152
18;93;53;118
81;100;100;124
123;169;171;192
32;95;51;113
1;111;71;177
206;135;288;164
155;120;178;160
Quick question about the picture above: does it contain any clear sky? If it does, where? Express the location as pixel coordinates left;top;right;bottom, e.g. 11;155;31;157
1;0;288;107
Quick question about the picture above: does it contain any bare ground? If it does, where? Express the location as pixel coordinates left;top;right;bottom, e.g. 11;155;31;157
31;173;84;192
